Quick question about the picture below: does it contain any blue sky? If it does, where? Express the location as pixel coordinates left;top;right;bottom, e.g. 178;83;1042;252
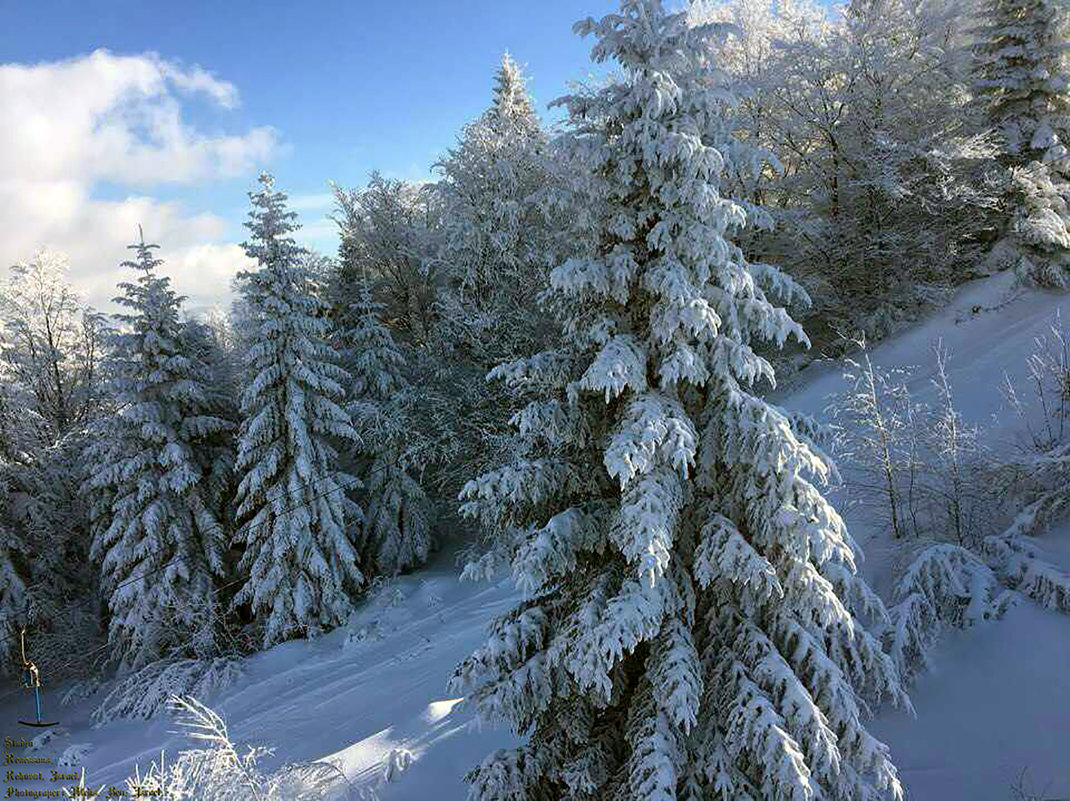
0;0;622;305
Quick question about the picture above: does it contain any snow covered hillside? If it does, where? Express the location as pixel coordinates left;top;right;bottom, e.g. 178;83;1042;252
780;272;1070;801
3;273;1068;801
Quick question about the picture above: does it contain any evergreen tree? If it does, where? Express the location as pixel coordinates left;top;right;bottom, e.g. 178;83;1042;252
972;0;1070;284
87;233;232;670
451;3;909;799
425;54;568;526
180;316;241;558
346;274;432;576
434;52;560;367
492;52;538;123
232;173;363;648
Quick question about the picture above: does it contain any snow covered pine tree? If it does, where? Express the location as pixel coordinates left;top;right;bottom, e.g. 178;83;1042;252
87;233;233;670
451;3;910;799
429;53;566;527
434;52;559;368
345;273;432;576
971;0;1070;285
232;174;364;648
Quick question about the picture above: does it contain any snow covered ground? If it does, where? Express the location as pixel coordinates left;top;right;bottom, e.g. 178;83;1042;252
4;273;1069;801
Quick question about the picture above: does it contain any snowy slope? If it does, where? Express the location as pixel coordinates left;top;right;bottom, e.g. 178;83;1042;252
3;273;1069;801
2;549;522;798
790;273;1070;800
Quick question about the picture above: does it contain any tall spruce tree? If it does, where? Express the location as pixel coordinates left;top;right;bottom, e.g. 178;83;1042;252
87;233;232;670
972;0;1070;284
450;3;909;799
232;173;363;648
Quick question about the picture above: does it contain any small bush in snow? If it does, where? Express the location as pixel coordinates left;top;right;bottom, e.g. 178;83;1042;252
1008;767;1062;801
91;657;242;726
380;748;414;784
121;695;371;801
830;339;1029;681
58;743;93;768
998;311;1070;534
985;535;1070;615
871;315;1070;681
883;543;1014;680
342;578;411;650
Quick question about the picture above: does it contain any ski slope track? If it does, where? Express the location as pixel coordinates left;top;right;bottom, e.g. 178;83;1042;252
3;272;1068;801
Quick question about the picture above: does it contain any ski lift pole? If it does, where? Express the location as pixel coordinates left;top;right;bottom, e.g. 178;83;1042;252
32;681;41;724
17;627;57;728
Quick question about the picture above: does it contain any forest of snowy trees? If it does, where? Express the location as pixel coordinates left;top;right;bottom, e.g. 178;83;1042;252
2;0;1070;798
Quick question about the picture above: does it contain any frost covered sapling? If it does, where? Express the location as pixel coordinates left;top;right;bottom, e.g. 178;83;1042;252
831;338;994;547
987;311;1070;612
928;340;988;546
829;340;921;540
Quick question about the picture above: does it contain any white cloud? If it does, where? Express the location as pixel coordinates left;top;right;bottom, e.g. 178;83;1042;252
0;49;276;310
172;243;254;315
160;61;240;109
